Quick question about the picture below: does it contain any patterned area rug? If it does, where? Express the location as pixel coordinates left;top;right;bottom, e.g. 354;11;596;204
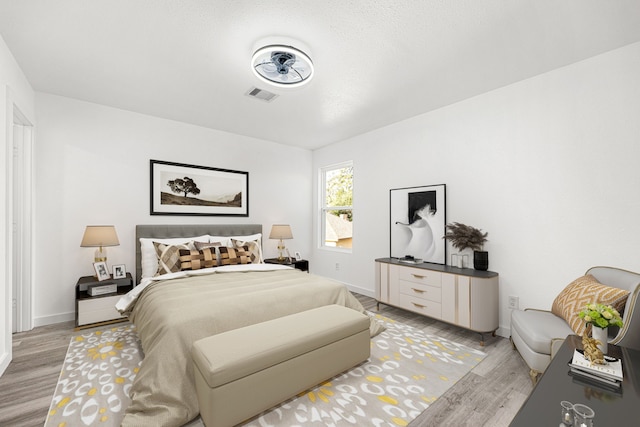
46;314;486;427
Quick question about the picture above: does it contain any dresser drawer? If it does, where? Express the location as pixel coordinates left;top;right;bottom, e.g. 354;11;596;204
399;293;442;318
398;266;441;287
77;295;125;326
399;281;441;303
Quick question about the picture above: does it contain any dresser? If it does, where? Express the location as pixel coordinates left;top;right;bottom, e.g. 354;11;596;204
375;258;499;344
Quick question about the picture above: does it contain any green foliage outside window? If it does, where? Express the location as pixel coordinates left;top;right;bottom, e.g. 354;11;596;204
325;166;353;221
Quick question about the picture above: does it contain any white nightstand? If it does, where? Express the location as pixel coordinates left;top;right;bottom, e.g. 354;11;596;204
75;273;133;329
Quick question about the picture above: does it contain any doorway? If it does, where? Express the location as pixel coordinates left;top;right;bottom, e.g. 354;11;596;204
11;107;33;333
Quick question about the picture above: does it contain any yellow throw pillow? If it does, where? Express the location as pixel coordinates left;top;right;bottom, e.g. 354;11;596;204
551;274;629;336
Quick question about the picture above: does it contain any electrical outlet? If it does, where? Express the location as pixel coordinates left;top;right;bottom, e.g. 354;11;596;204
508;296;519;310
335;263;340;271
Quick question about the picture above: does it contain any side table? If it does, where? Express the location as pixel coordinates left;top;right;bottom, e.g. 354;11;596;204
264;258;309;272
75;273;133;329
510;335;640;426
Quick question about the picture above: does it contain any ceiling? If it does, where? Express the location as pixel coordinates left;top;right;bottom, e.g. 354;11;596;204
1;1;640;150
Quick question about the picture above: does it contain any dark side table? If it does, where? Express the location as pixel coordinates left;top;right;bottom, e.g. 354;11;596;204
264;257;309;272
510;335;640;426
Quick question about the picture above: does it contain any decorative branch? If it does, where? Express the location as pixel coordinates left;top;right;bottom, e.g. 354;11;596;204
443;222;488;251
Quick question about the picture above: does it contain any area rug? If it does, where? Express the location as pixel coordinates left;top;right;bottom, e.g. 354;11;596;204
46;314;486;427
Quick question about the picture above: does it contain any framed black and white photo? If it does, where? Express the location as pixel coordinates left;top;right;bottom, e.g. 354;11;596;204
294;251;302;261
112;264;126;279
93;261;111;281
390;184;446;264
150;159;249;216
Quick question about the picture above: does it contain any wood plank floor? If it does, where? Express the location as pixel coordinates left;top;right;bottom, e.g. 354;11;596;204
0;294;533;427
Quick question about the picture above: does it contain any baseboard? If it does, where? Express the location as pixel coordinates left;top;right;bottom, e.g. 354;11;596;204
0;350;10;377
495;326;510;339
34;311;74;328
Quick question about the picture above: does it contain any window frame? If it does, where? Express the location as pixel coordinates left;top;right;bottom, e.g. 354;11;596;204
319;161;353;252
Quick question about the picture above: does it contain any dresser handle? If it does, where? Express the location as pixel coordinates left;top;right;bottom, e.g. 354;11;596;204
412;302;426;309
412;288;425;294
412;274;425;279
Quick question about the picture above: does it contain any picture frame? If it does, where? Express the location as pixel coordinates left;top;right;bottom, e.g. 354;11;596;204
150;159;249;216
390;184;446;264
93;261;111;281
294;251;302;261
112;264;126;279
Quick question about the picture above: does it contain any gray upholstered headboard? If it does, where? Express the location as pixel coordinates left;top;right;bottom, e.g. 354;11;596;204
135;224;262;284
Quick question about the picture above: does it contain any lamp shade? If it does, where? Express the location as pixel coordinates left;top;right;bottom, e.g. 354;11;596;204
269;224;293;240
80;226;120;247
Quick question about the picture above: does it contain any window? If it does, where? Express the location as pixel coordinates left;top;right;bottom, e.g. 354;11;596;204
320;162;353;250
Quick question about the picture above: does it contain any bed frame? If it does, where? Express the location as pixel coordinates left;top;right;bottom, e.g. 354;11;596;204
135;224;262;284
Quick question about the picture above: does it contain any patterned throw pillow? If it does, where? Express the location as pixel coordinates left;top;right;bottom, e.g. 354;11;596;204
194;241;222;264
154;241;192;276
179;248;218;271
232;239;262;264
194;241;222;250
551;274;630;335
219;246;252;266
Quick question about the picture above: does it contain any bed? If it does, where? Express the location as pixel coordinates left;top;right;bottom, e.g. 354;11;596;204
117;224;383;427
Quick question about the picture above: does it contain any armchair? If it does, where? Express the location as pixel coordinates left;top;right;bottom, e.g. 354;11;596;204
510;266;640;383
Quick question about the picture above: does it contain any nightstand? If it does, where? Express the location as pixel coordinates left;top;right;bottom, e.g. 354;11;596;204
75;273;133;329
264;258;309;273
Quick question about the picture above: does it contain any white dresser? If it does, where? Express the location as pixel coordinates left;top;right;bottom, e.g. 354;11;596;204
375;258;499;344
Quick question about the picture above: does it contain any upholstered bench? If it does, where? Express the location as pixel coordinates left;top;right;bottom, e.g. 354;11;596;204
191;304;371;427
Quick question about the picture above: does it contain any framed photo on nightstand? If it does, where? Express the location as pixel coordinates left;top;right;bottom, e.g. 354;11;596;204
294;251;302;261
93;261;111;281
112;264;126;279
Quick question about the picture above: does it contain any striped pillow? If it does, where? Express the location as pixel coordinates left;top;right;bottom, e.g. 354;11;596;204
179;248;218;271
551;274;629;335
154;241;192;275
232;239;262;264
219;246;252;266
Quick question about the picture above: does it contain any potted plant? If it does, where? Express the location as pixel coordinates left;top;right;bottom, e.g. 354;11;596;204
579;303;623;354
443;222;489;270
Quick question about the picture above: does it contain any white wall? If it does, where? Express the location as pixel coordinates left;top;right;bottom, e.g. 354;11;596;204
33;93;312;326
0;35;35;375
312;41;640;337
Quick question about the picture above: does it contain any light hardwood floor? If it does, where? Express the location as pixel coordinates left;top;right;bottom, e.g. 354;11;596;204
0;294;533;427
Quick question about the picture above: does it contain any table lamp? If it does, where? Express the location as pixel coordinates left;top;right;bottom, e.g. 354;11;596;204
80;225;120;263
269;224;293;262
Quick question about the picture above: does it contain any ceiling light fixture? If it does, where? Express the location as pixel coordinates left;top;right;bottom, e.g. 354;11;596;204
251;45;314;87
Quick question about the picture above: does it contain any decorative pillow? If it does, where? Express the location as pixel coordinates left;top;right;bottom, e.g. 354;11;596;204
219;246;252;266
153;241;193;276
140;235;210;279
194;241;222;250
179;248;218;271
551;274;630;336
194;241;223;264
231;238;263;264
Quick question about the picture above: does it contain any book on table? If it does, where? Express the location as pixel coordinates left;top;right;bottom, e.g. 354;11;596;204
568;349;623;387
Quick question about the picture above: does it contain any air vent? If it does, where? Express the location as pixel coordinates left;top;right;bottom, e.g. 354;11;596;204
245;86;278;102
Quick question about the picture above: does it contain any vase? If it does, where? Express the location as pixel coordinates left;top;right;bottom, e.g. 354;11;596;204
473;251;489;271
591;326;608;354
451;253;469;268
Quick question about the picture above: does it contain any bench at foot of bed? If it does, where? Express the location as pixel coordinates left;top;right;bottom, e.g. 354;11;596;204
191;304;371;427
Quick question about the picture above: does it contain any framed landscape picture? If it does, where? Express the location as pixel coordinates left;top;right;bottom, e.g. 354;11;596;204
390;184;446;264
150;160;249;216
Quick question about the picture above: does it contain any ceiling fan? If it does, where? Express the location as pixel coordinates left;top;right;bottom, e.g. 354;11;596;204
251;45;314;87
